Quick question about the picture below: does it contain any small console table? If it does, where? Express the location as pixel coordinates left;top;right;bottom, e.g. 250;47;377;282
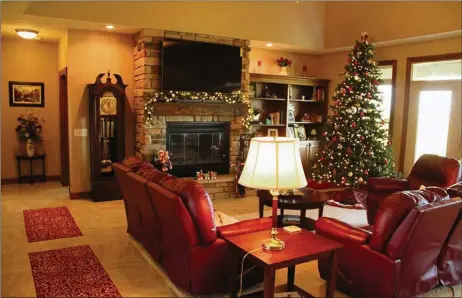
15;154;46;184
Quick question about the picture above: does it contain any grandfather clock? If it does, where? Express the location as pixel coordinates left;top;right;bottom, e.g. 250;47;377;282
88;71;127;201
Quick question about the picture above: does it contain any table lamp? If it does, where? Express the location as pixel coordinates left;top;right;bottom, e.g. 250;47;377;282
238;137;307;250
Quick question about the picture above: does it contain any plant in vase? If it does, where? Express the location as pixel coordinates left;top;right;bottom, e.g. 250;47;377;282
15;110;43;157
276;57;292;75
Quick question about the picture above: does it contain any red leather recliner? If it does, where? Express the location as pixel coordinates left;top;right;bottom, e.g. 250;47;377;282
115;156;272;295
438;182;462;286
316;188;462;298
364;154;461;225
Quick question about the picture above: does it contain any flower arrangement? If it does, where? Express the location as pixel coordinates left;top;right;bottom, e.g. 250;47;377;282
276;57;292;68
15;111;43;141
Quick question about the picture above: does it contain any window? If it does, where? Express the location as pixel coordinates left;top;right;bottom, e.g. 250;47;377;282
414;90;452;161
412;59;462;81
378;62;396;137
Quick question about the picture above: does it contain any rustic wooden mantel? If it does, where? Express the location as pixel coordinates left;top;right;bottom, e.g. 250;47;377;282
150;102;247;116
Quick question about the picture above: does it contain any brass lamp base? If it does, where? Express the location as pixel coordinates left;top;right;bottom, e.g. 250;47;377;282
262;228;285;250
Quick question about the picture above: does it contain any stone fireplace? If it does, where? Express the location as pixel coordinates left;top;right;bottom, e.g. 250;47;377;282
133;29;251;177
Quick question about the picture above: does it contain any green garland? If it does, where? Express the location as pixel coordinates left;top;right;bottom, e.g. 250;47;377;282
143;91;253;132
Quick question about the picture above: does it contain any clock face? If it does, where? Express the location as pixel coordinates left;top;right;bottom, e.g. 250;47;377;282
100;96;117;115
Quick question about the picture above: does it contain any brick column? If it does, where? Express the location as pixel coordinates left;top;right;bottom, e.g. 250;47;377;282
133;30;163;158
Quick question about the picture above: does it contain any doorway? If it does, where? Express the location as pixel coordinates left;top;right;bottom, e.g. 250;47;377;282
59;68;70;186
402;58;462;174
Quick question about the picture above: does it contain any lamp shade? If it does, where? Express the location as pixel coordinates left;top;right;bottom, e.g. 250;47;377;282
239;137;307;190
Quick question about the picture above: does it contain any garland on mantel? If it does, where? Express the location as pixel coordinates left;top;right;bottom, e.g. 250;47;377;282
143;91;253;132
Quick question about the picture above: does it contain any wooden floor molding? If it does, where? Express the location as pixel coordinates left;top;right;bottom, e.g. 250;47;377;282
69;191;90;199
1;175;60;185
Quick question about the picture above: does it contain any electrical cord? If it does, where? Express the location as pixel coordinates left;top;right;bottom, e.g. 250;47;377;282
238;247;261;298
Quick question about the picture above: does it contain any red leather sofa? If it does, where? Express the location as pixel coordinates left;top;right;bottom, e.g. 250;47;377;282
114;156;272;295
316;188;461;298
438;182;462;287
363;154;461;225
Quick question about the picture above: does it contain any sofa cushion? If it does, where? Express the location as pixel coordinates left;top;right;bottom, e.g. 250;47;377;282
161;179;217;245
408;155;461;190
370;190;428;252
122;156;149;171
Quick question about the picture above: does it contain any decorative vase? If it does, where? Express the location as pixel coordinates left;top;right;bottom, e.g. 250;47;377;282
279;66;288;76
26;138;35;157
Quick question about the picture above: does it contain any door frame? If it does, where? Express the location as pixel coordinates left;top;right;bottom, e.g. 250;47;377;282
400;52;462;172
378;60;397;138
59;67;70;186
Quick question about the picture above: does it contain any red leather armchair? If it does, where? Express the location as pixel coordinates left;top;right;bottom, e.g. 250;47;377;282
316;188;461;298
438;182;462;286
364;154;461;225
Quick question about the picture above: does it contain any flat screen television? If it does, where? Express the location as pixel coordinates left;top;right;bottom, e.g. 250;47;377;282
162;39;242;93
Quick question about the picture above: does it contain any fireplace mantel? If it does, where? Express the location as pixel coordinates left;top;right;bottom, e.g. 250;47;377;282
148;102;247;117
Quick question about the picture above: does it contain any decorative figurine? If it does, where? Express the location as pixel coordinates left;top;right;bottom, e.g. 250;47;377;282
156;150;173;172
301;113;311;122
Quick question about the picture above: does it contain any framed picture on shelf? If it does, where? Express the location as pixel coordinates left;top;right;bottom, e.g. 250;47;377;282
267;128;278;137
295;125;306;140
9;81;45;107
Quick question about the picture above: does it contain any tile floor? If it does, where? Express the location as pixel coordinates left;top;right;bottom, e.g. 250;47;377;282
1;182;459;297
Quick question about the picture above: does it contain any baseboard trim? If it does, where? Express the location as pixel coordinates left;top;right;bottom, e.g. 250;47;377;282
1;175;61;185
69;192;90;199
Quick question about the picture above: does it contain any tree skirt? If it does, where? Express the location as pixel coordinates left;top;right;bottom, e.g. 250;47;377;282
23;206;83;242
29;245;121;297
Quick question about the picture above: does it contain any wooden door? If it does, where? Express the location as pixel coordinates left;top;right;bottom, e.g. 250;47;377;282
59;68;70;186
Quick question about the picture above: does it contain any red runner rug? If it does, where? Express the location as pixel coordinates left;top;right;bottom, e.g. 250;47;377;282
23;206;83;242
29;245;121;297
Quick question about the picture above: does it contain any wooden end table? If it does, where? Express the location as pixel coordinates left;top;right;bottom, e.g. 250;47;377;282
258;188;331;230
15;154;46;184
224;228;343;298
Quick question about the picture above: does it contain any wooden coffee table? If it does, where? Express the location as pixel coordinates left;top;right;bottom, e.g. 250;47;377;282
224;228;343;298
258;188;331;230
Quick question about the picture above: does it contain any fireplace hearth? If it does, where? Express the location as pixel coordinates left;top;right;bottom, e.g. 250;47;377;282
166;122;230;177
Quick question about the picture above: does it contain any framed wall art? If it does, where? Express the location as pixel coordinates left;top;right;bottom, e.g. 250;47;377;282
9;81;45;107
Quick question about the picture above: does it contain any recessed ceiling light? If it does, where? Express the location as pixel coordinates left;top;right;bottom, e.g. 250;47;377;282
265;43;273;47
105;25;115;30
15;29;39;39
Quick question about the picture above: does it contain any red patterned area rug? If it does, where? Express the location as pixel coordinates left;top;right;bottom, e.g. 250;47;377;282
23;206;83;242
29;245;121;297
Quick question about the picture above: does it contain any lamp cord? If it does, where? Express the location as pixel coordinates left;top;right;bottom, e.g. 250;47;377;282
238;247;261;298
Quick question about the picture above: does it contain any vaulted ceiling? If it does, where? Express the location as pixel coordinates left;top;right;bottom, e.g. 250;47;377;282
2;1;461;52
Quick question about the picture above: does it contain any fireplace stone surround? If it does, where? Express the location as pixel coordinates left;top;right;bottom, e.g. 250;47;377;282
133;29;251;177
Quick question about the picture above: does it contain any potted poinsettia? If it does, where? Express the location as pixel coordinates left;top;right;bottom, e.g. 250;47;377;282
15;110;43;157
276;57;292;75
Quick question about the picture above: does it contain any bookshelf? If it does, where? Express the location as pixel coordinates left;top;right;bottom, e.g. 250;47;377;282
248;74;330;176
249;73;330;139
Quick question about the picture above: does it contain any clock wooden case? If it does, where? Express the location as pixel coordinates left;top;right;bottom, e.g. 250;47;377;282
88;72;127;201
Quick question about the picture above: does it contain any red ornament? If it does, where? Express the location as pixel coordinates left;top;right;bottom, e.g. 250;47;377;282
332;137;337;142
348;86;353;91
388;140;392;146
354;61;358;65
360;112;365;117
347;57;352;63
384;159;389;165
351;122;357;128
360;136;365;140
341;88;346;94
364;170;369;175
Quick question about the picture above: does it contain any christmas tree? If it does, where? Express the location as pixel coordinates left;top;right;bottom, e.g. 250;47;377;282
312;33;397;187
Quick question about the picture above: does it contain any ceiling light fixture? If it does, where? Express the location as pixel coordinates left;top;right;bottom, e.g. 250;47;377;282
105;25;115;30
15;29;39;39
265;43;273;47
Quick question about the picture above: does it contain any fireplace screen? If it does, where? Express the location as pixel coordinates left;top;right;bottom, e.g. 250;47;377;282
166;122;230;177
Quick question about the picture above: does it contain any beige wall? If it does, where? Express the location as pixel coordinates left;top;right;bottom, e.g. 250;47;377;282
249;48;323;78
58;30;68;71
67;29;134;193
325;1;462;49
1;38;60;179
23;1;325;50
318;36;462;170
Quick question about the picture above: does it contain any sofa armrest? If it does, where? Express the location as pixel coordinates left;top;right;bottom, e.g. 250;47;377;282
367;177;409;192
315;217;371;245
217;217;272;238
